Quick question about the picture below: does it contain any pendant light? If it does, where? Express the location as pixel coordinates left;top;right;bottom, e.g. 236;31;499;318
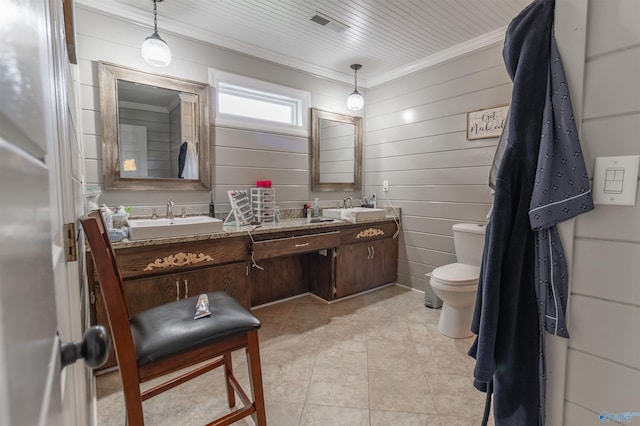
141;0;172;67
346;64;364;111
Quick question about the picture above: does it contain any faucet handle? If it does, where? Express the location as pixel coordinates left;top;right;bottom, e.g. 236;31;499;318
151;208;158;220
181;207;187;218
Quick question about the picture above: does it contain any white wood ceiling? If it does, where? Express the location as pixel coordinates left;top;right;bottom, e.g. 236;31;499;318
76;0;532;86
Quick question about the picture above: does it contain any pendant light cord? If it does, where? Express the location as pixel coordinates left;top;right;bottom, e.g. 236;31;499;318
353;67;358;91
152;0;159;34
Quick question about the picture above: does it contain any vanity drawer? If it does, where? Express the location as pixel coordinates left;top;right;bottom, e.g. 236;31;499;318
114;237;248;279
252;231;340;260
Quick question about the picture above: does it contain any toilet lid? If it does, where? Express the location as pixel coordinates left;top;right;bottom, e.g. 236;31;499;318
432;263;480;286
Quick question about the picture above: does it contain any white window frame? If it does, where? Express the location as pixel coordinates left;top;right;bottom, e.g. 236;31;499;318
209;69;310;137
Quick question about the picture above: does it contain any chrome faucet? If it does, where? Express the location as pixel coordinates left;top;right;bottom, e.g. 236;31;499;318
166;200;175;220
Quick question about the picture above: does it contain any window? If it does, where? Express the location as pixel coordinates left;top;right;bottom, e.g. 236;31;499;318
209;69;310;136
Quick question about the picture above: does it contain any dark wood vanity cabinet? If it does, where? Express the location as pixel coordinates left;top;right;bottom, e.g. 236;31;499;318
334;222;399;298
123;263;250;314
88;218;399;369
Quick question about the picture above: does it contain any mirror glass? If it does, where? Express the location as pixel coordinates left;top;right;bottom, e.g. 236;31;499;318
310;108;362;191
99;62;211;190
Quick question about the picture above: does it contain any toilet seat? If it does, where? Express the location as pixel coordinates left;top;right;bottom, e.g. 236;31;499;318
431;263;480;286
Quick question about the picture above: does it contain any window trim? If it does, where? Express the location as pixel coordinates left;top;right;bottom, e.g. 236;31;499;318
209;69;310;137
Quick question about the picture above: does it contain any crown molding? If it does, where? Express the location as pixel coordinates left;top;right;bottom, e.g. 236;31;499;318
366;27;507;87
76;0;505;89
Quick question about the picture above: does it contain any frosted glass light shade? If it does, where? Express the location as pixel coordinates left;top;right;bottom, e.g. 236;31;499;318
347;90;364;111
141;32;172;67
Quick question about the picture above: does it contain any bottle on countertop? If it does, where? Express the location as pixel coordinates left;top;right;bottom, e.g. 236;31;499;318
372;193;377;209
312;198;320;217
208;195;215;218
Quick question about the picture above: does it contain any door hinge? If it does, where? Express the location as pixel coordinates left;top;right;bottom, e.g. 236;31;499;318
63;222;78;262
90;292;96;305
332;285;337;297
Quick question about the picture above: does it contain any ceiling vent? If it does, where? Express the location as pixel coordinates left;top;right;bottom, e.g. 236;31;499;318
310;12;349;33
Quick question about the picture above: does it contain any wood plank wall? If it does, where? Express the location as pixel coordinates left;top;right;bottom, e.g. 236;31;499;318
76;7;360;215
563;0;640;423
364;44;511;290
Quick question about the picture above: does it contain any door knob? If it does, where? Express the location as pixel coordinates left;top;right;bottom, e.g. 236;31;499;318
60;325;110;370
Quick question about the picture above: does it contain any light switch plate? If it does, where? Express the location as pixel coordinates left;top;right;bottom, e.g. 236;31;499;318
592;155;639;205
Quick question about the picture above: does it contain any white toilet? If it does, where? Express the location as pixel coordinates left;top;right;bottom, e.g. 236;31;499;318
429;223;486;338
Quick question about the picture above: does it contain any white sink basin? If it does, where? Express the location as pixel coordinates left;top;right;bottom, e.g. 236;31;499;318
127;216;223;240
322;207;387;223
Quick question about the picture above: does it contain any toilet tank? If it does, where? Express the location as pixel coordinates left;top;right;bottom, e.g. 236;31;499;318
453;223;487;266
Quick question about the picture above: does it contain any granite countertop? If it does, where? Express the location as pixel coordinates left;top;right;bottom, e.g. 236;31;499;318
110;212;400;249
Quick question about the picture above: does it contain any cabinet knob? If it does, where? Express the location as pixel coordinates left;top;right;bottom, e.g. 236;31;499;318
60;326;110;370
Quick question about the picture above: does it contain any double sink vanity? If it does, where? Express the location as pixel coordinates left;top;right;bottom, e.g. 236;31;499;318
87;210;399;369
92;62;396;369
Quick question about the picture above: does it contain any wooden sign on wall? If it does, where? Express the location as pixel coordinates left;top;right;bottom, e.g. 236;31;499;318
466;105;509;140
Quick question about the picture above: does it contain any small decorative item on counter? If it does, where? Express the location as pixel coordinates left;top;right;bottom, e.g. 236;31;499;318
112;205;130;228
107;227;127;242
256;180;272;188
99;204;113;229
194;294;211;319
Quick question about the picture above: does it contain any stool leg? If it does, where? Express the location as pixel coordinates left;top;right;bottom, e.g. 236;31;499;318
223;352;236;408
246;331;266;425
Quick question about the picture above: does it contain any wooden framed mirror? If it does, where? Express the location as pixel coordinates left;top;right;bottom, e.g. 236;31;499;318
98;62;211;190
310;108;362;191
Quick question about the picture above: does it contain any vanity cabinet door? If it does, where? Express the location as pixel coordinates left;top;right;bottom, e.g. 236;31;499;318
335;243;371;298
334;232;398;298
369;237;398;287
124;262;251;313
181;263;250;309
124;272;185;313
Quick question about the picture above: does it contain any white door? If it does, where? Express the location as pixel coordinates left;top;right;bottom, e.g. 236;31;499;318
119;123;148;177
0;1;88;425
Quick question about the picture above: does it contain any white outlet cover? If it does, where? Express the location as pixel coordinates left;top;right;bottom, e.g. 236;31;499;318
592;155;639;206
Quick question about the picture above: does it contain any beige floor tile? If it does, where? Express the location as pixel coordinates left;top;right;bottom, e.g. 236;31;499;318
260;332;321;365
294;293;328;304
438;414;488;425
428;374;486;418
299;404;370;426
323;317;368;341
261;358;314;403
326;295;367;317
369;369;436;414
264;400;304;426
370;409;441;426
367;337;421;371
252;299;296;317
315;336;367;369
415;340;475;376
366;320;412;342
306;365;369;408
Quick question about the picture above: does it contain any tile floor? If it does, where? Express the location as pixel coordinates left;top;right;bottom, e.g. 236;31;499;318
96;284;491;425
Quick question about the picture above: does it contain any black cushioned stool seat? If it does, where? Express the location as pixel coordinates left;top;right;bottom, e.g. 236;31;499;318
131;291;262;366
